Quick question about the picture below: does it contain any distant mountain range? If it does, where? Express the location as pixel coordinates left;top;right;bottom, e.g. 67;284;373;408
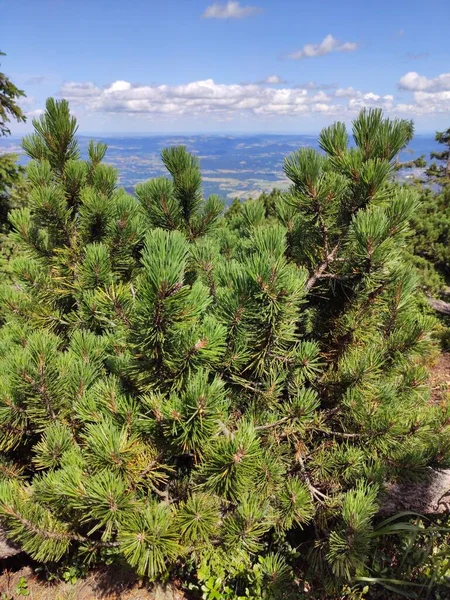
0;134;440;203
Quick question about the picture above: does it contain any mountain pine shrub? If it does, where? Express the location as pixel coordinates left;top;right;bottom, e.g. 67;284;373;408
0;100;449;598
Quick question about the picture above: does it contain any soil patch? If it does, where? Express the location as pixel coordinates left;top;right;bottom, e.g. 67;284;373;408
0;564;185;600
429;352;450;404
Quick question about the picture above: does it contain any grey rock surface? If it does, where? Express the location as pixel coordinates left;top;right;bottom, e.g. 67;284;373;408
380;468;450;515
0;527;22;559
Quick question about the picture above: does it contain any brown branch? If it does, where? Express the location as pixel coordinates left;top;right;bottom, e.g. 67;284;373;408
326;430;363;439
4;507;120;550
3;506;84;543
148;481;172;504
306;243;340;291
136;454;165;482
315;272;360;282
297;454;328;504
255;416;290;431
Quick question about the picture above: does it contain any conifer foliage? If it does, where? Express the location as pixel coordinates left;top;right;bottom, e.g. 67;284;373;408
0;51;27;231
426;127;450;181
0;101;449;598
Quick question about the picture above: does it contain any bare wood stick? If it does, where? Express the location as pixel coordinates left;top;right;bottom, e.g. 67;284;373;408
306;243;340;291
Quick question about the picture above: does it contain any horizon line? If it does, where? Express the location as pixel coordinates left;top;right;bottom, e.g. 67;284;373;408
3;130;437;138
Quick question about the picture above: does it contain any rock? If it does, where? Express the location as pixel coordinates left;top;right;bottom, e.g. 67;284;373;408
427;296;450;316
154;584;183;600
379;468;450;515
0;527;22;559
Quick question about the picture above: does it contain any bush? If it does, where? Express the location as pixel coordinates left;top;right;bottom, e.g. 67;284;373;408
0;101;449;598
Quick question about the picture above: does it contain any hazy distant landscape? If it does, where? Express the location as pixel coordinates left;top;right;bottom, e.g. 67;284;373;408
0;133;440;201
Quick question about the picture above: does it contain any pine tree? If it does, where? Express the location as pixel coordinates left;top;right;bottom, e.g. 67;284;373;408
426;127;450;181
0;51;27;230
408;185;450;292
0;102;448;598
0;51;28;283
0;51;26;138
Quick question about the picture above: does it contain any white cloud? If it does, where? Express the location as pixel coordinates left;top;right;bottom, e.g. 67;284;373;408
394;71;450;115
264;75;283;84
202;1;261;19
288;34;358;60
398;71;450;92
60;81;102;98
252;75;287;85
334;87;394;111
18;97;45;121
26;109;44;119
335;87;393;102
334;86;358;98
59;78;343;118
19;96;36;108
297;81;339;90
409;91;450;114
57;73;449;123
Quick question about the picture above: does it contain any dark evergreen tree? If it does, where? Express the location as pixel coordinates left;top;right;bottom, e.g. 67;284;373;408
426;127;450;181
0;102;448;599
0;51;26;230
0;51;26;138
0;52;28;284
408;185;450;290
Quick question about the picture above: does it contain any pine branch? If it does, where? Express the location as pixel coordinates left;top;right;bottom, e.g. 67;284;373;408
296;454;328;504
306;242;340;290
2;505;83;543
326;430;363;439
148;481;171;503
255;416;290;431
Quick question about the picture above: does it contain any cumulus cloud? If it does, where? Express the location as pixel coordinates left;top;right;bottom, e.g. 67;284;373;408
26;109;44;119
334;87;358;98
393;91;450;116
263;75;284;84
19;96;36;108
394;71;450;115
398;71;450;92
59;78;342;117
202;1;261;19
397;90;450;116
413;91;450;108
296;82;339;90
56;72;450;122
60;81;102;98
288;34;358;60
251;75;287;85
334;87;394;111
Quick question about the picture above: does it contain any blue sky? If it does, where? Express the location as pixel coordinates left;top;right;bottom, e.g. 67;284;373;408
2;0;449;134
